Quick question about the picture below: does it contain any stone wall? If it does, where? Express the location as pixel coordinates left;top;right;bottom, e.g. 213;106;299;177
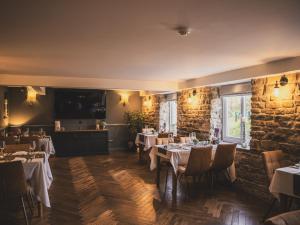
177;87;220;140
142;95;160;130
236;73;300;200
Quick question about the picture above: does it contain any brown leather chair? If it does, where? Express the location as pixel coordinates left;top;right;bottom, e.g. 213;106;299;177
156;137;171;145
264;210;300;225
4;144;32;154
177;146;213;197
0;136;18;145
178;146;213;176
179;136;191;143
158;132;173;138
210;143;237;187
0;161;31;225
262;150;284;183
262;150;285;221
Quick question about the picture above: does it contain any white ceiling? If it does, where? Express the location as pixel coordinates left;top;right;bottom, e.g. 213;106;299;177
1;0;300;83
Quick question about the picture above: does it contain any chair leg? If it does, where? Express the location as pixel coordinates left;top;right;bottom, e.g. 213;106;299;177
21;196;29;225
26;194;33;216
163;167;169;200
262;198;277;222
210;171;214;190
287;197;293;210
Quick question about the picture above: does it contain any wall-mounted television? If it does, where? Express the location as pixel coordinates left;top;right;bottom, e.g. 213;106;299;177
54;89;106;119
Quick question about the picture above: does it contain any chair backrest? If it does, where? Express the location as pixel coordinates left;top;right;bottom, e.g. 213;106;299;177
185;146;213;176
264;209;300;225
156;138;170;145
211;143;237;171
20;136;40;151
139;134;145;143
4;144;32;153
0;161;27;201
262;150;284;183
179;136;191;143
0;136;18;145
158;132;173;138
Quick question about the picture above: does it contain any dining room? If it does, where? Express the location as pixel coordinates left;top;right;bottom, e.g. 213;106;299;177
1;1;300;225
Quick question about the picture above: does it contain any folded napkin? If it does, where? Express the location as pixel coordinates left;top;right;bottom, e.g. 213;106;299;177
12;151;28;156
12;157;26;163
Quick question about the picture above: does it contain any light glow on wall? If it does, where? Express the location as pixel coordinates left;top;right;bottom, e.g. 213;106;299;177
9;115;31;126
143;96;152;110
119;92;130;106
26;86;37;104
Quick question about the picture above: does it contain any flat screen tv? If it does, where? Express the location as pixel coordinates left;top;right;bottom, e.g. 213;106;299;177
54;89;106;119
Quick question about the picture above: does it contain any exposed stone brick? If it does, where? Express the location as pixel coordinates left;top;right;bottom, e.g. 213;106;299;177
240;73;300;200
142;95;160;129
177;87;220;140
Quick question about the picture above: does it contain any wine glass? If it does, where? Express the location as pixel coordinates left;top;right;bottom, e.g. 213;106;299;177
31;141;36;152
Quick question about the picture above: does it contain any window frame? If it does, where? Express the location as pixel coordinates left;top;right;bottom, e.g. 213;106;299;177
222;93;251;144
168;100;177;136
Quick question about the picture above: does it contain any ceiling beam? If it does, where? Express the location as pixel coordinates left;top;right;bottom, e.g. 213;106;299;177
179;56;300;89
0;74;178;92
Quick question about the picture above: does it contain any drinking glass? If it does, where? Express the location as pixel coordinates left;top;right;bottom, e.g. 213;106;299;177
31;141;36;152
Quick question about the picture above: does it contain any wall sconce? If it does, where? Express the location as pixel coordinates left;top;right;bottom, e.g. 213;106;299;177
273;74;289;97
26;86;37;105
273;81;280;97
143;96;152;108
187;89;197;104
279;75;288;86
119;92;129;106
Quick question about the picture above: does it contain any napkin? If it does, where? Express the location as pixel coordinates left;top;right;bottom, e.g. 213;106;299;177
12;157;26;163
12;151;28;156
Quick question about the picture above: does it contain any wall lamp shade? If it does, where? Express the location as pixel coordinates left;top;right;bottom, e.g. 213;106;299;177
279;75;288;86
119;93;129;106
273;81;280;97
26;86;37;104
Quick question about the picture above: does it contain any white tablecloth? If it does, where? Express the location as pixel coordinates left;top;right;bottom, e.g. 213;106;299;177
38;137;55;155
135;133;158;151
149;144;236;182
269;167;300;199
4;152;53;208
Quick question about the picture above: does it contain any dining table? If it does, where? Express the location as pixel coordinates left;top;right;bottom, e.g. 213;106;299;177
37;136;56;155
135;132;158;162
269;165;300;212
149;143;236;209
0;151;53;217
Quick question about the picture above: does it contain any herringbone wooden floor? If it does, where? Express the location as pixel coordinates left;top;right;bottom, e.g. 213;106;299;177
24;151;267;225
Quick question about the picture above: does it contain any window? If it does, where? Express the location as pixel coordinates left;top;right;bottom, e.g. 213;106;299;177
159;100;177;136
222;94;251;145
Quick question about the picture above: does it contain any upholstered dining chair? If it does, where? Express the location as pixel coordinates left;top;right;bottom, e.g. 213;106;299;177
20;136;41;151
179;136;191;144
158;132;173;138
176;146;213;197
0;161;31;225
261;150;285;221
264;210;300;225
156;137;171;145
4;144;32;154
209;143;237;188
0;136;18;145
